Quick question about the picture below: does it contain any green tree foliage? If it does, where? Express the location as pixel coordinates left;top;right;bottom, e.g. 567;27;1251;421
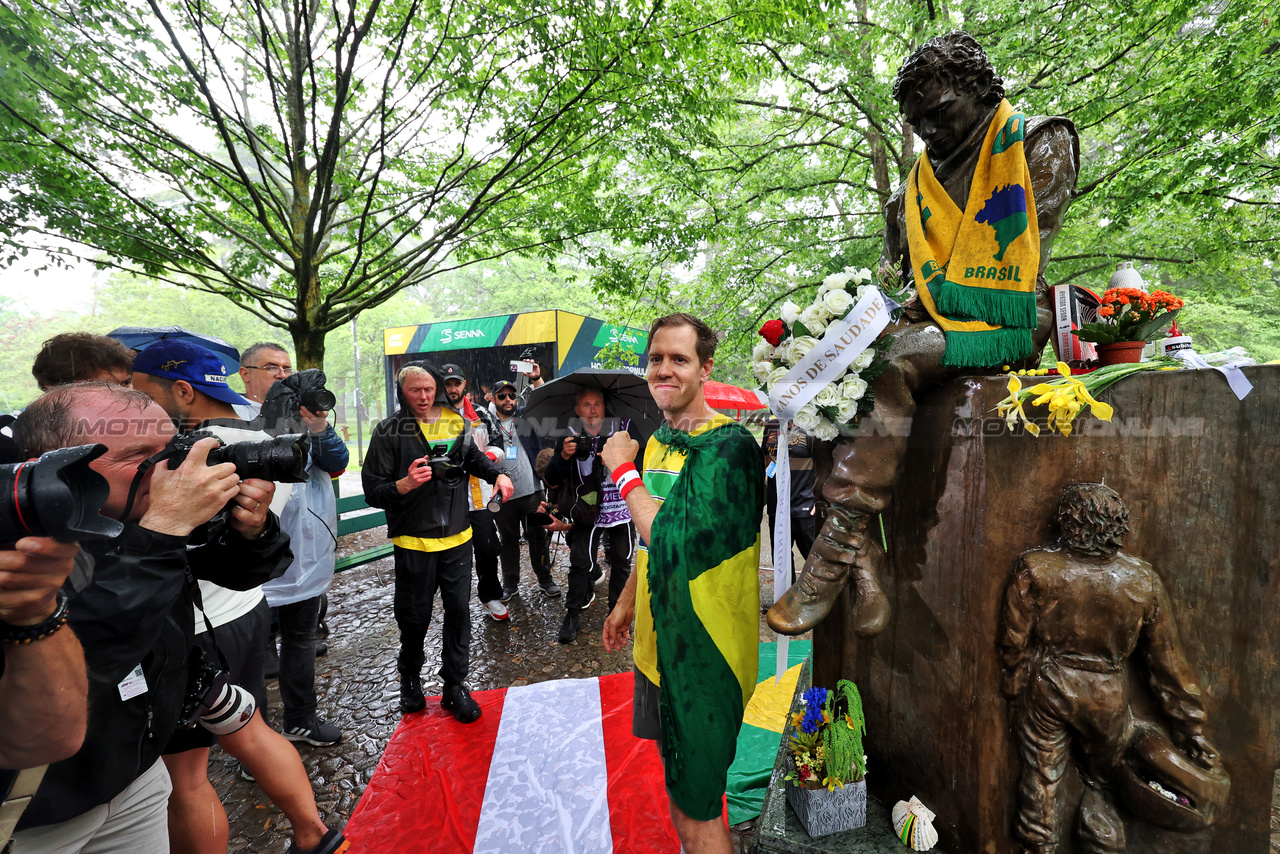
606;0;1279;375
0;0;815;367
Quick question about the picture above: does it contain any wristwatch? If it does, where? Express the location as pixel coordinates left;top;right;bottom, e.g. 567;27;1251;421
0;591;70;645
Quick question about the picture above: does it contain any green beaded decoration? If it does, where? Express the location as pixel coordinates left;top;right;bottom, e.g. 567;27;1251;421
822;679;867;783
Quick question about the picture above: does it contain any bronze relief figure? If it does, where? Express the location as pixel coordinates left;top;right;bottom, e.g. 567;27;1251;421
1000;483;1229;853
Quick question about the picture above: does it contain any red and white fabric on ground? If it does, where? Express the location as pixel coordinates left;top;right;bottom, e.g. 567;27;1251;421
344;672;681;853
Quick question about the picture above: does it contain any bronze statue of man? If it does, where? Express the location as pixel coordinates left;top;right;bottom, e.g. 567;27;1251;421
1000;484;1225;853
768;32;1080;636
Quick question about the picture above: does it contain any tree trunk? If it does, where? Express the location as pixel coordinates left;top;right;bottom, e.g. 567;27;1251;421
291;322;327;371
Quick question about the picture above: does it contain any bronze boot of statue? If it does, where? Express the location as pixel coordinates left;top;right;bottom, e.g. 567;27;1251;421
766;506;889;637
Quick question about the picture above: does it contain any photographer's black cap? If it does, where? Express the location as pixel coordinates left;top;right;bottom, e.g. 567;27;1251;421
440;364;466;381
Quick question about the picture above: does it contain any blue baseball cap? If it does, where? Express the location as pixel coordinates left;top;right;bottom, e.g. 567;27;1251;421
132;340;250;407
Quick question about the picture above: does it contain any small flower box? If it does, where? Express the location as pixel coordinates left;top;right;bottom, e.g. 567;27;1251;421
785;771;868;837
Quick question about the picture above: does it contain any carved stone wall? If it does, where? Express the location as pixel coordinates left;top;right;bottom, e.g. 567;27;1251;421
812;366;1279;854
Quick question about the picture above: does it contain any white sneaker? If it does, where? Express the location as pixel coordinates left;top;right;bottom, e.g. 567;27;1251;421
484;600;510;621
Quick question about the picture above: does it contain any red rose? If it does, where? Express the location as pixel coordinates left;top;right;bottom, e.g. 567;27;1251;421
760;319;787;346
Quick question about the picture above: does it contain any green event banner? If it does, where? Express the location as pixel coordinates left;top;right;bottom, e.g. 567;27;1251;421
419;315;511;351
591;322;646;354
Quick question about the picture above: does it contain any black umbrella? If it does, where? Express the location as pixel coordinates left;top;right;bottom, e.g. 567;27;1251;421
521;368;661;442
107;326;241;374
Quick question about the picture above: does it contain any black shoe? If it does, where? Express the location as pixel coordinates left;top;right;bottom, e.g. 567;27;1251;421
500;585;517;602
441;684;482;724
282;715;343;746
399;673;426;714
315;642;328;658
557;610;580;644
238;763;255;783
539;580;562;598
582;591;596;610
316;619;331;639
589;566;604;585
285;827;348;854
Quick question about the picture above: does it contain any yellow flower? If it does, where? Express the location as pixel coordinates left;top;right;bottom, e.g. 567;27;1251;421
996;375;1041;437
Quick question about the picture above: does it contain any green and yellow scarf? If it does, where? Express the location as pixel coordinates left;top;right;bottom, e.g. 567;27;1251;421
906;98;1039;367
647;419;764;822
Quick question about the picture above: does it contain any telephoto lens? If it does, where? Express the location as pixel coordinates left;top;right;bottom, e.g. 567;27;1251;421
209;433;311;483
168;432;311;483
0;444;125;543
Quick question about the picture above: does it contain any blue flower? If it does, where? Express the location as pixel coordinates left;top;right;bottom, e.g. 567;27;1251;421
799;687;828;734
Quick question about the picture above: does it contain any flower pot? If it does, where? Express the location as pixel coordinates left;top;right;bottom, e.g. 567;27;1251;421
1096;340;1145;366
784;777;868;837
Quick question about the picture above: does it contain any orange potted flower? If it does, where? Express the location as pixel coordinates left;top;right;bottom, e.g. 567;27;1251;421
1072;288;1184;365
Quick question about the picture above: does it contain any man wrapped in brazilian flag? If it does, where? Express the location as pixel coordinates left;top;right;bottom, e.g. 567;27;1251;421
767;32;1080;638
603;313;765;851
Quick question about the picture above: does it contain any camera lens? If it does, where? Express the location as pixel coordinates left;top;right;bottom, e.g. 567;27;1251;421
300;387;336;413
208;433;311;483
0;444;124;543
573;438;594;461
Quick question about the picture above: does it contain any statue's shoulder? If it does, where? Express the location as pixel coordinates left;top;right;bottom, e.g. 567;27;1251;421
1025;114;1077;139
1025;115;1081;172
1016;546;1063;576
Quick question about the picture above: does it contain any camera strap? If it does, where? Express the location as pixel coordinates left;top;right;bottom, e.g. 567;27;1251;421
119;447;181;522
184;569;233;675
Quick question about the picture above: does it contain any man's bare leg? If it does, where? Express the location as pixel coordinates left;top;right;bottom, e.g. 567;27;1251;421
669;799;731;854
162;748;228;854
220;710;329;851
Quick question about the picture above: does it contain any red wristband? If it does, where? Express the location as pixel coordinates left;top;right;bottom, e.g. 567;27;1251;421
610;462;638;486
618;476;644;501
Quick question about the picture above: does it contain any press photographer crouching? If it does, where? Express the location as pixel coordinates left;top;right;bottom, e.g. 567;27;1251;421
362;362;513;721
7;382;292;854
130;341;344;854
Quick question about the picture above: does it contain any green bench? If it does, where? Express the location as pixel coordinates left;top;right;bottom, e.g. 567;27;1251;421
334;493;392;573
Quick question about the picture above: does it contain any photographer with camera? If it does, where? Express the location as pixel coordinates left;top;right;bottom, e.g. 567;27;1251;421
8;382;292;854
362;363;513;721
488;378;556;602
440;365;507;622
542;388;637;644
132;341;344;854
238;342;348;749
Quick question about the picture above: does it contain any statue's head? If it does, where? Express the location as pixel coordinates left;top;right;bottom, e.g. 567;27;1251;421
892;32;1005;161
1056;483;1129;558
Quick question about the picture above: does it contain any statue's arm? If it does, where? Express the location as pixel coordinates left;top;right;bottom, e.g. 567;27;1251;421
1025;121;1081;279
999;555;1037;699
1143;571;1218;766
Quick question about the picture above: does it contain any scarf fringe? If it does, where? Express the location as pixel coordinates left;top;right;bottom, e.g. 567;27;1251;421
939;326;1033;368
934;280;1039;329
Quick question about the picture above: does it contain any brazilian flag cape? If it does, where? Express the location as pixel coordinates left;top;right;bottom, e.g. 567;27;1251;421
906;98;1040;368
648;420;764;821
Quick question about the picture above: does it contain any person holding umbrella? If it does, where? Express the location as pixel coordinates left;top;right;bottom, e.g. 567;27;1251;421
542;387;639;644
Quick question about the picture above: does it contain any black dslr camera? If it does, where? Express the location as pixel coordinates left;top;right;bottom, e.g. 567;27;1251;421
260;369;336;436
168;431;311;484
571;434;602;461
425;442;466;487
0;444;124;544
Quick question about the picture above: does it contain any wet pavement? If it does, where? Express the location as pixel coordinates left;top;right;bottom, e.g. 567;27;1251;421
213;517;795;853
